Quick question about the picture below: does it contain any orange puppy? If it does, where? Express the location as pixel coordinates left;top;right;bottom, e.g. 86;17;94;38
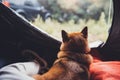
33;27;93;80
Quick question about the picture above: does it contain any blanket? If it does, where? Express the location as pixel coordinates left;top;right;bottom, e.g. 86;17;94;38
90;51;120;80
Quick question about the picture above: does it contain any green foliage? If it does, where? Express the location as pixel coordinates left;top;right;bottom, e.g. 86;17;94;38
32;13;110;43
38;0;112;23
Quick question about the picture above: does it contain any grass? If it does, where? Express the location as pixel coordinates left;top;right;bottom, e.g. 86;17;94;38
31;13;112;43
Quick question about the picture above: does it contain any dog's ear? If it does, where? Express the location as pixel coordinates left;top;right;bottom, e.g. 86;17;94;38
61;30;69;42
81;26;88;38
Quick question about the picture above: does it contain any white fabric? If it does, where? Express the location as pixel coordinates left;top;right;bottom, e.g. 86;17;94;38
0;62;40;80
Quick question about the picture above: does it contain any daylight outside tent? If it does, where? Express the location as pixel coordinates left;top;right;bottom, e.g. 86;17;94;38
31;0;113;43
2;0;113;43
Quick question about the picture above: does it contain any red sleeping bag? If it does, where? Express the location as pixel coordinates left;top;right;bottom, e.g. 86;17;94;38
90;50;120;80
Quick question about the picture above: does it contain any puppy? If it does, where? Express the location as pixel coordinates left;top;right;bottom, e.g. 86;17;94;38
33;27;93;80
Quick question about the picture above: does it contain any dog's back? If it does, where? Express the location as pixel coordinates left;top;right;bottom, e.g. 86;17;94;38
33;52;92;80
55;50;92;80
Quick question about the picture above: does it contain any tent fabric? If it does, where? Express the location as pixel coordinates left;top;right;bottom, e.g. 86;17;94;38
100;0;120;60
0;2;61;67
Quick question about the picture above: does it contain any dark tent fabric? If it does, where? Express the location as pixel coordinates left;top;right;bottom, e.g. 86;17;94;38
0;2;61;67
99;0;120;60
0;0;120;68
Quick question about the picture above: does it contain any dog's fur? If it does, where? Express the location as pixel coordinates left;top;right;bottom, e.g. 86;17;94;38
33;27;93;80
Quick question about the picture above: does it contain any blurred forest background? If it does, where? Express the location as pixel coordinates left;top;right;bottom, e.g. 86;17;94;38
32;0;113;42
37;0;112;23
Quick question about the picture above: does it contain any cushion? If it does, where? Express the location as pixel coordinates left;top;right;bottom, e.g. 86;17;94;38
90;59;120;80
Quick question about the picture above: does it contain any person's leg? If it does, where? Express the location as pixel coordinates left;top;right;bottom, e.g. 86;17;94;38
0;61;40;80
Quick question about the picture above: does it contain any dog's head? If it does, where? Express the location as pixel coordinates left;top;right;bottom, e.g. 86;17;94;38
60;27;90;53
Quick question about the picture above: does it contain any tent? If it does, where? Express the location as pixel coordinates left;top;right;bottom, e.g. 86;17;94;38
0;2;61;67
99;0;120;60
0;0;120;68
